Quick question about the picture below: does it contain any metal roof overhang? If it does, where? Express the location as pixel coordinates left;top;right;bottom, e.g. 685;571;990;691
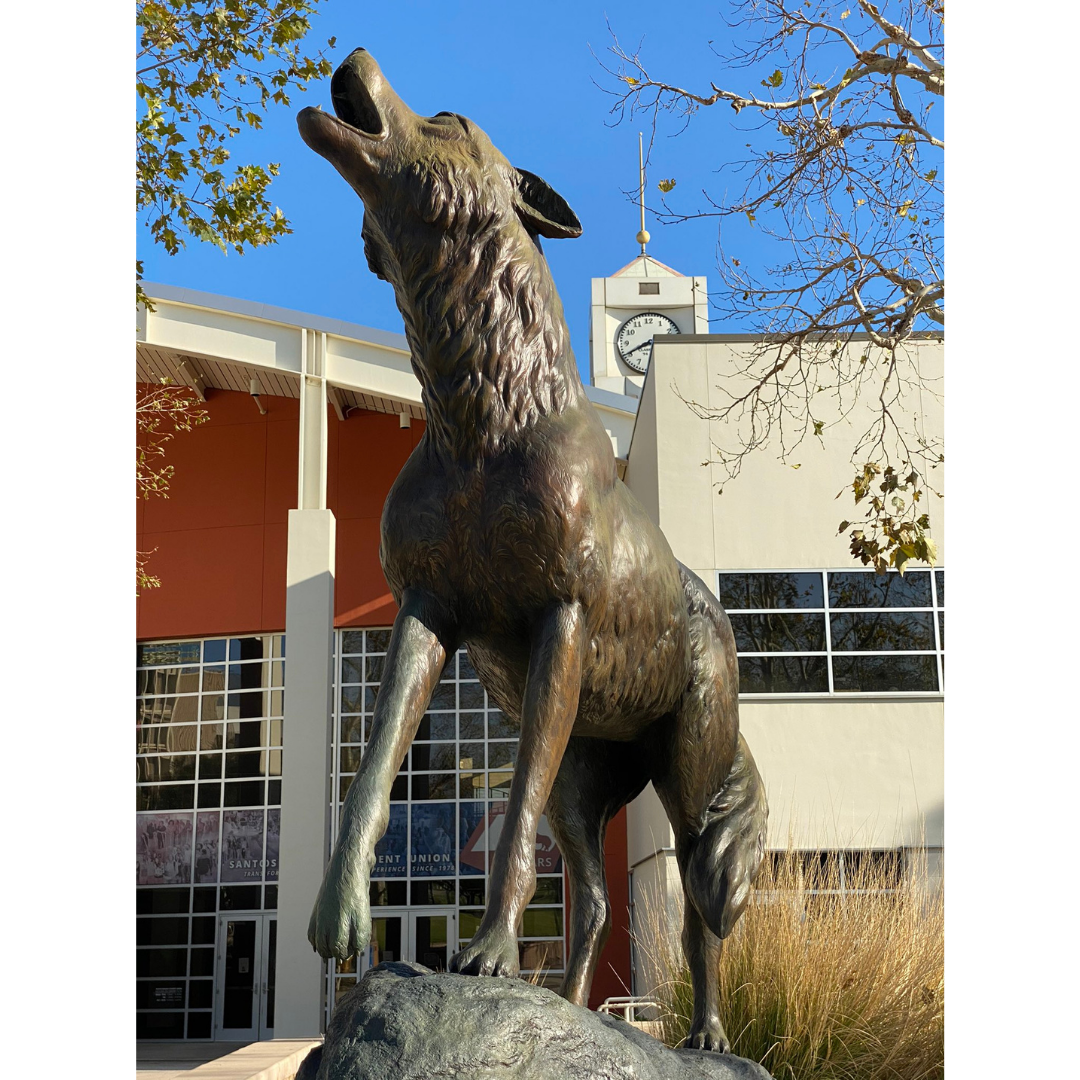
136;283;639;473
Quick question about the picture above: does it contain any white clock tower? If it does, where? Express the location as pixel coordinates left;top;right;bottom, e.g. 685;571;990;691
589;136;709;394
589;255;709;394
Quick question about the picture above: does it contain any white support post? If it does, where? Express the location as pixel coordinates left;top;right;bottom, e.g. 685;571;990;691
276;328;336;1038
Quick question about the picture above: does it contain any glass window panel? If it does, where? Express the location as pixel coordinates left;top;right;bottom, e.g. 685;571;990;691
200;724;223;751
137;785;195;813
340;716;364;744
366;629;392;652
341;630;364;655
487;742;516;769
365;656;384;683
225;721;265;749
459;713;485;740
219;885;261;910
225;751;265;779
457;742;485;771
938;612;944;648
832;654;939;692
202;666;226;691
412;773;456;800
488;711;516;738
373;804;407;879
411;804;456;877
339;747;363;773
935;570;944;606
137;755;197;784
418;714;457;741
227;691;267;720
137;887;191;915
519;940;563;970
197;782;222;808
264;885;278;909
428;684;456;711
221;810;265;882
388;775;407;801
189;947;214;976
194;812;220;884
459;653;478;679
187;1013;213;1040
137;697;195;727
136;948;187;978
192;920;217;946
137;667;201;697
334;976;357;1004
203;639;226;663
136;1013;186;1040
199;754;222;780
737;656;829;694
411;743;458;771
458;802;487;876
230;636;267;661
729;613;826;653
223;780;265;807
459;772;487;799
459;683;486;709
192;887;216;913
410;880;456;905
490;771;513;798
202;695;226;722
522;909;563;938
136;916;189;946
139;641;202;667
188;980;213;1008
268;750;282;777
532;877;563;905
828;570;931;608
269;719;283;745
459;909;483;939
340;687;365;714
459;879;486;906
267;780;281;805
829;612;936;652
369;881;407;906
716;572;824;610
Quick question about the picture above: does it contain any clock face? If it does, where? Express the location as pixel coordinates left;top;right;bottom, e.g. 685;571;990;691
615;312;681;373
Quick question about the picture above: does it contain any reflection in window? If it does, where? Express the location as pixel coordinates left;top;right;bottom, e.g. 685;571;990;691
717;569;944;696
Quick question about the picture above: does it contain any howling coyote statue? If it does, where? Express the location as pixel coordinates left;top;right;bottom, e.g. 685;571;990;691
298;49;767;1052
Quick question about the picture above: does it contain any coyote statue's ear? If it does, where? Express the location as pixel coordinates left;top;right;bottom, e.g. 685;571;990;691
513;168;583;240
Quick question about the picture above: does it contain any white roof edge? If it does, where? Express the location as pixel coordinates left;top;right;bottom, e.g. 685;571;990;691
584;385;639;416
142;281;410;354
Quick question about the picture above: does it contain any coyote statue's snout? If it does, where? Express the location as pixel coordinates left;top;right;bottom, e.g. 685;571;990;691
298;48;767;1052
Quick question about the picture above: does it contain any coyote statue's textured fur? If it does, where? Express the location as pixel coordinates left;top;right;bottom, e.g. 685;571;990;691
298;49;768;1052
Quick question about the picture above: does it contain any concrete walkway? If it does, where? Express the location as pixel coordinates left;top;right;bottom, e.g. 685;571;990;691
137;1040;322;1080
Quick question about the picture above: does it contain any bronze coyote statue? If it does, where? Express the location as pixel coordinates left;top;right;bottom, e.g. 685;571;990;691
298;49;767;1052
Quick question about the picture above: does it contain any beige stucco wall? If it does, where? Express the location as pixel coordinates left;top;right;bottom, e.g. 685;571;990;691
623;334;944;870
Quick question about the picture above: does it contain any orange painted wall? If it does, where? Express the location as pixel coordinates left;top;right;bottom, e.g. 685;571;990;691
136;386;422;640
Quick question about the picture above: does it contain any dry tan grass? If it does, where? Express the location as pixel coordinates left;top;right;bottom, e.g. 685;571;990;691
636;848;943;1080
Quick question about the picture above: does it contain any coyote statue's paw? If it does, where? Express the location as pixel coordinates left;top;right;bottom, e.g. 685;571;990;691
449;922;520;978
308;855;372;962
685;1015;731;1054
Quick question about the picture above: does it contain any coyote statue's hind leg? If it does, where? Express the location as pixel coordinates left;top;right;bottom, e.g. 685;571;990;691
546;737;650;1006
649;569;768;1052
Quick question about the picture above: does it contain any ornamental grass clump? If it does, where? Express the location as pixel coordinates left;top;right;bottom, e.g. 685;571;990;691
637;847;943;1080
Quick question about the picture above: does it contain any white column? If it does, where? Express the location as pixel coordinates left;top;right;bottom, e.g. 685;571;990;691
276;329;336;1038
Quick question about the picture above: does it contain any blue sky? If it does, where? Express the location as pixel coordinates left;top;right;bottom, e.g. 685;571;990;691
137;1;788;380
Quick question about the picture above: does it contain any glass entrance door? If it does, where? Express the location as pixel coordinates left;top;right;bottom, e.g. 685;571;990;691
357;908;456;976
410;909;455;972
216;914;276;1041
